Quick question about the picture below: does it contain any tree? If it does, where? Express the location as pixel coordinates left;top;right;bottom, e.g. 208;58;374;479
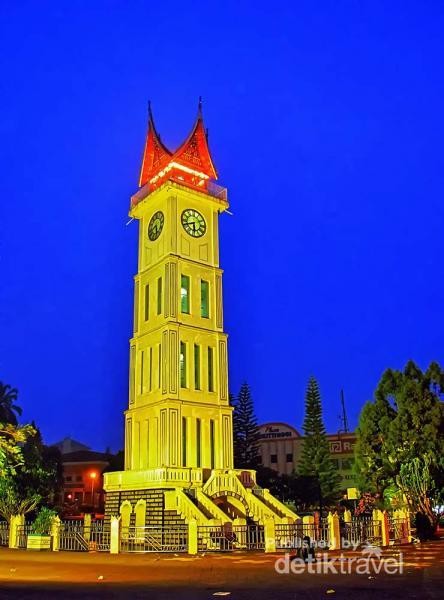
0;480;40;523
0;423;35;477
398;455;443;528
232;383;260;469
354;395;395;494
354;360;444;529
298;377;340;504
14;425;63;508
0;422;62;521
0;383;22;426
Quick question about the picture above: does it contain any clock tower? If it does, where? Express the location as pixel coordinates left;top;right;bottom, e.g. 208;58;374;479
104;102;297;533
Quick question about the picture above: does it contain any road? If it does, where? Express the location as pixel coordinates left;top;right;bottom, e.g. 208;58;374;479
0;540;442;599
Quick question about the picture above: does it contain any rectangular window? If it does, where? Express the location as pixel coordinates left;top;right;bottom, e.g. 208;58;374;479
182;417;187;467
158;343;162;389
181;275;190;314
134;281;139;332
140;350;144;394
180;342;187;388
208;347;214;392
210;420;215;469
196;418;201;468
200;280;209;318
129;346;135;404
270;454;278;464
157;277;162;315
286;453;293;463
194;344;201;390
144;284;150;321
149;347;153;392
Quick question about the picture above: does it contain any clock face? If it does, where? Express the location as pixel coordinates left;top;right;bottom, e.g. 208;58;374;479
181;209;206;238
148;211;164;241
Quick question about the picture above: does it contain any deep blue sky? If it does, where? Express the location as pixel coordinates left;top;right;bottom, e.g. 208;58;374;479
1;1;443;452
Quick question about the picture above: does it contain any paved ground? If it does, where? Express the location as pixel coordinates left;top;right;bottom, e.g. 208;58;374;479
0;540;442;599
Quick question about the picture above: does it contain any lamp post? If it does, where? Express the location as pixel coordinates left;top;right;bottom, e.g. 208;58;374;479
90;472;97;508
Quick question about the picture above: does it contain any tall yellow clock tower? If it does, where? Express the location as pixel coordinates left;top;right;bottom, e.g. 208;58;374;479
104;102;297;530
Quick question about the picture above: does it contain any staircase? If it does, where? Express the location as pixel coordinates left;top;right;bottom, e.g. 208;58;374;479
202;470;299;524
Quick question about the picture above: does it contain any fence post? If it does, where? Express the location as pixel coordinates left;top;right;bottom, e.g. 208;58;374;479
328;512;341;550
83;513;92;542
381;510;390;546
188;519;198;555
9;514;24;549
51;516;61;551
264;518;276;553
343;509;352;524
110;516;120;554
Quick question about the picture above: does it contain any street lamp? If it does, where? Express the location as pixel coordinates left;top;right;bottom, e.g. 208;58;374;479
90;472;97;507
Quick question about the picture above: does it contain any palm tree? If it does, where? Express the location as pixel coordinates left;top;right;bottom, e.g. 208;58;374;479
0;383;22;425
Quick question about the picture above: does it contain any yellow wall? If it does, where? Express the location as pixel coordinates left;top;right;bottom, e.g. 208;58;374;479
125;181;233;472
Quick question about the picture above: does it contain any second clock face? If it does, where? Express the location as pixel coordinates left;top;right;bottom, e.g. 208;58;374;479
181;209;206;238
148;211;164;241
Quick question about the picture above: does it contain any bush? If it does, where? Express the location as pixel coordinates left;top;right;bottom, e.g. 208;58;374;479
31;507;57;535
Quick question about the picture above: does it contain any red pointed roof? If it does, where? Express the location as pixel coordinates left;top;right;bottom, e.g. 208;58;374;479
139;104;172;187
138;100;218;188
170;100;218;180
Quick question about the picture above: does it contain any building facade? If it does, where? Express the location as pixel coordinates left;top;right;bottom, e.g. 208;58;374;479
258;422;357;489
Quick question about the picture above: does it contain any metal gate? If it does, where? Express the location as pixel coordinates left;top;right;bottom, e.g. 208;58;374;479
0;522;9;546
342;519;382;547
59;521;89;551
275;522;330;551
89;520;110;552
120;525;188;553
16;524;33;549
198;525;265;552
59;520;110;552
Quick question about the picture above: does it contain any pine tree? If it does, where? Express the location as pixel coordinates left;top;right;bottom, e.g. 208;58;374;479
232;383;260;469
298;377;340;503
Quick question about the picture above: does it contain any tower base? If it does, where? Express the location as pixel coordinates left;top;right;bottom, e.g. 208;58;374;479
104;467;299;528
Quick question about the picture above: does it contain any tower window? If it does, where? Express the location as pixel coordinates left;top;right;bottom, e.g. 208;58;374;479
208;347;214;392
182;417;187;467
157;277;162;315
158;343;162;389
200;280;209;318
140;350;144;394
181;275;190;314
149;347;153;392
196;418;201;468
134;281;139;332
180;342;187;388
194;344;201;390
144;284;150;321
210;420;215;469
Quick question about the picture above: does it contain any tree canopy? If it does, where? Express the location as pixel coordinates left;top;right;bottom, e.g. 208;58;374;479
354;360;444;526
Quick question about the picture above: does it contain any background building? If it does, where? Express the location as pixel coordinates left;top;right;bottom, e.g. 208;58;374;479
55;437;112;516
258;422;357;489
